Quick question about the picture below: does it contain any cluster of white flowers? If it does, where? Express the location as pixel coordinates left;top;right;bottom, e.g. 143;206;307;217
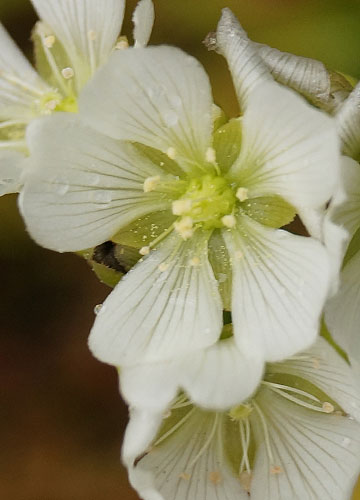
2;1;360;499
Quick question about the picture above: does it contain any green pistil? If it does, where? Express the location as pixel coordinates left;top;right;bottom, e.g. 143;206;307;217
229;403;253;421
39;92;78;115
173;174;236;230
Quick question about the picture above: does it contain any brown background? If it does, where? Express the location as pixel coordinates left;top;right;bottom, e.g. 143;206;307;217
1;0;360;498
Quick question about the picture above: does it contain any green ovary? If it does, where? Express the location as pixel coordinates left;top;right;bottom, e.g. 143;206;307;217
174;174;236;229
39;92;78;115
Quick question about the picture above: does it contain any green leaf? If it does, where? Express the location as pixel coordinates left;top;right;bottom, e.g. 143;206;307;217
208;230;232;310
90;261;122;288
240;195;296;228
212;118;242;174
133;143;183;177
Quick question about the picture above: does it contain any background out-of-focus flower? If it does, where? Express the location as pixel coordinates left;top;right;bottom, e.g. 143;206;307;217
1;0;360;499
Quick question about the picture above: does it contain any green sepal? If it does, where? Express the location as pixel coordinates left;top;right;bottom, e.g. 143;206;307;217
213;118;242;174
112;210;176;248
212;104;227;131
240;195;296;228
343;226;360;268
133;143;184;177
208;230;232;310
90;261;123;288
320;318;349;363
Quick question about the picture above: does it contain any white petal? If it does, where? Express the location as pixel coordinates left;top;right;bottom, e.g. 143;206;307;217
133;0;154;48
325;250;360;371
224;215;330;362
20;113;169;251
89;231;222;366
336;81;360;160
121;338;264;412
254;42;331;107
31;0;125;91
120;360;182;413
268;336;360;422
331;156;360;240
0;23;48;120
251;388;360;500
182;338;264;410
228;82;340;210
80;46;213;173
126;408;248;500
0;150;25;195
215;9;272;111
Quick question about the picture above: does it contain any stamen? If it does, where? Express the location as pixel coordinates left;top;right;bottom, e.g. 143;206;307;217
139;246;150;256
174;217;194;240
115;36;129;50
0;140;26;150
239;419;251;474
61;67;75;80
166;147;177;160
261;381;321;403
158;262;170;272
209;471;222;485
0;119;27;129
189;256;200;266
88;30;97;41
44;35;55;48
205;147;216;163
253;402;274;464
322;402;335;414
153;408;195;447
87;30;97;75
0;72;45;97
188;414;219;468
239;471;252;492
172;199;192;215
264;382;335;414
221;214;236;228
37;27;69;95
270;465;283;475
236;187;249;202
143;175;160;193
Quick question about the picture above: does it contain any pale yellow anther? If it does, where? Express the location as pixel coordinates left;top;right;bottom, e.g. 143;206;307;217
139;246;150;256
158;262;170;272
234;250;243;260
239;471;252;493
115;36;129;50
209;471;222;485
179;473;191;481
190;256;200;266
163;410;172;418
312;357;320;369
172;199;192;216
166;147;177;160
61;67;74;79
88;30;97;41
44;35;55;48
174;217;194;240
236;187;249;202
143;175;160;193
205;146;216;163
322;402;335;414
45;99;58;111
270;465;283;475
221;214;236;228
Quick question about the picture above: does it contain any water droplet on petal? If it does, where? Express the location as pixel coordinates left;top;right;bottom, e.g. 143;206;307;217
94;304;103;315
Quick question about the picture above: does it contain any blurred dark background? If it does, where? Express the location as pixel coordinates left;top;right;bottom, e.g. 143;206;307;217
1;0;360;498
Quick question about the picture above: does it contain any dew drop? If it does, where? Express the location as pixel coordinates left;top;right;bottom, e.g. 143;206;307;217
93;190;113;205
163;110;179;127
342;437;351;448
56;183;69;195
94;303;103;315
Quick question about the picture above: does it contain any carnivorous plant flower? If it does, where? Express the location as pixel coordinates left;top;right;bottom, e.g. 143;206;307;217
21;10;340;382
123;338;360;500
0;0;154;195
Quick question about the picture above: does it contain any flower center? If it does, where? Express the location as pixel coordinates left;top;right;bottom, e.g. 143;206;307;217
172;174;237;237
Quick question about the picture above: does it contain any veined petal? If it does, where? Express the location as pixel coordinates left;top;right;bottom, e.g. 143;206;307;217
89;231;222;366
254;42;331;107
325;250;360;372
0;23;48;120
251;388;360;500
126;408;248;500
223;215;330;362
80;46;214;173
268;337;360;422
228;82;340;210
336;82;360;161
31;0;125;91
0;150;25;195
133;0;154;48
121;338;264;412
20;114;170;252
215;9;272;111
182;338;264;410
331;156;360;240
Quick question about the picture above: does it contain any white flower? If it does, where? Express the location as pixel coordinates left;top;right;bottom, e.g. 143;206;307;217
123;338;360;500
0;0;154;195
325;82;360;375
21;10;339;376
